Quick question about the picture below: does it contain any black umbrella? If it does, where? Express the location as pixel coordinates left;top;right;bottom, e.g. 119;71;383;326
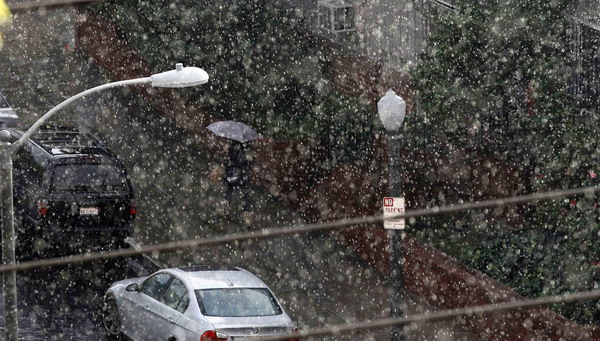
207;121;260;143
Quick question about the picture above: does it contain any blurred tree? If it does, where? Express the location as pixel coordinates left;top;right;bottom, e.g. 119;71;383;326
88;0;377;170
411;0;575;156
410;0;600;324
92;0;327;137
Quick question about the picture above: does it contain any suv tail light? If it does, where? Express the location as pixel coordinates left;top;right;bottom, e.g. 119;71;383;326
200;331;228;341
129;199;137;215
37;198;48;216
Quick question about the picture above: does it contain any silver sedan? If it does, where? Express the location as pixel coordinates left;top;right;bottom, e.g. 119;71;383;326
102;265;298;340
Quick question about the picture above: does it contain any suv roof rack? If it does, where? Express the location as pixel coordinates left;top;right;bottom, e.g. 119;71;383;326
30;125;113;156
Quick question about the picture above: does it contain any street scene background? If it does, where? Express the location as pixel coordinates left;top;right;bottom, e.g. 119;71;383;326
1;0;599;340
0;5;478;340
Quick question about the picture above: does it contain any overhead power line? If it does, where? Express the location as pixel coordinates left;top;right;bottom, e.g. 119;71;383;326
0;184;597;274
254;288;600;340
430;0;457;11
8;0;115;13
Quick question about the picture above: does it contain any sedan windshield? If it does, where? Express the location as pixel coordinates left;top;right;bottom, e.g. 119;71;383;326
51;163;128;192
196;288;283;317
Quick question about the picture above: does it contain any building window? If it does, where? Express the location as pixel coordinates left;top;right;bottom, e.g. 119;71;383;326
318;0;356;33
569;21;600;112
580;24;600;110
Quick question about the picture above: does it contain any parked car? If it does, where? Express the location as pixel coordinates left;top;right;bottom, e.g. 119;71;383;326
0;91;18;128
7;125;136;256
102;265;298;341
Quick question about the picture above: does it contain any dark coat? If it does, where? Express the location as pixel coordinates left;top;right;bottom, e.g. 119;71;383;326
225;142;251;185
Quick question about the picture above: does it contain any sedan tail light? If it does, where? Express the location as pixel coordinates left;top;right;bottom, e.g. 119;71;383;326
37;198;48;216
200;330;228;341
287;327;300;341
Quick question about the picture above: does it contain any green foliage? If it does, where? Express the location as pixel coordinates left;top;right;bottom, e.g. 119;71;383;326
91;0;317;121
410;0;599;324
315;95;377;170
411;0;574;151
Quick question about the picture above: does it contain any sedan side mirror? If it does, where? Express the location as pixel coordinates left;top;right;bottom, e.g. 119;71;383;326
126;283;141;292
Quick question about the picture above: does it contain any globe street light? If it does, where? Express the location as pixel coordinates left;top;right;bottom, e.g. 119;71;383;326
0;63;208;341
377;89;406;341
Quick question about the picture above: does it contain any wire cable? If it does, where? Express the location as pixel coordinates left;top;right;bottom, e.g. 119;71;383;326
0;184;597;274
254;288;600;340
9;0;117;13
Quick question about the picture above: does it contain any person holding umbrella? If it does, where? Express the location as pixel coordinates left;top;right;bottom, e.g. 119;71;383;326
207;121;259;226
224;141;251;209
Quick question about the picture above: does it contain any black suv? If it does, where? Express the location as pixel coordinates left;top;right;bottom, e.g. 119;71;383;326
8;125;136;256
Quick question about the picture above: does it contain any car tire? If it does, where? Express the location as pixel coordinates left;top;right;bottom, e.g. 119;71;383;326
15;216;36;261
102;296;124;339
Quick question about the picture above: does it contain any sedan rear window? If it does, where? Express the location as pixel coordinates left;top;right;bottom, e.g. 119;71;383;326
51;163;128;192
196;288;283;317
0;96;9;108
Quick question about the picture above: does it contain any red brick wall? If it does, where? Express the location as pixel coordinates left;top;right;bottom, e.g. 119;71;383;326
405;238;595;340
329;50;383;102
326;45;416;110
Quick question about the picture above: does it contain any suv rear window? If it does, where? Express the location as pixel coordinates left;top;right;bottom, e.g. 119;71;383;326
51;163;129;192
196;288;283;317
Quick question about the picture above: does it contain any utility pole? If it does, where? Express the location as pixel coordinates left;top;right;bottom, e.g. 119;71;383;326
0;130;18;341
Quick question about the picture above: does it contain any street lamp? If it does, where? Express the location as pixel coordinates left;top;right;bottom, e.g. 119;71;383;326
0;63;208;341
377;89;406;341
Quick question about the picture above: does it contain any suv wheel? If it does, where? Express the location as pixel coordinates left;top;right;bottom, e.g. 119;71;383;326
15;216;36;261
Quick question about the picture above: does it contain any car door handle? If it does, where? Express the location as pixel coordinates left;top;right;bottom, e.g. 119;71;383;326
145;305;150;311
168;317;174;323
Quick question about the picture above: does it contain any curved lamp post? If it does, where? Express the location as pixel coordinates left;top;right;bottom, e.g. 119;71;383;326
12;63;209;152
0;63;208;341
377;89;406;341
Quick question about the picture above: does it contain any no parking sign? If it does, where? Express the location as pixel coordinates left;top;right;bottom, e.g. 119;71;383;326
383;197;405;230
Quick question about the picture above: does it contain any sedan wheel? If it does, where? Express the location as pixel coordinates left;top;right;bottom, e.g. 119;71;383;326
102;297;123;338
